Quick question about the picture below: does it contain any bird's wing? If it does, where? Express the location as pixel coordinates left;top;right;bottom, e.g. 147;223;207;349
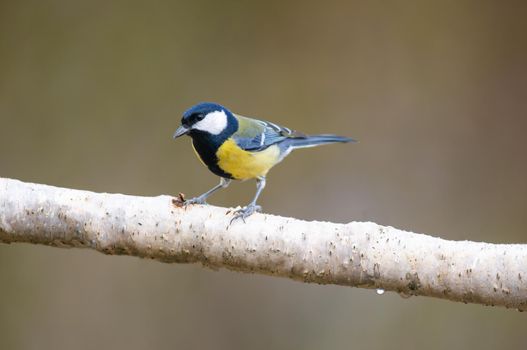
232;114;305;151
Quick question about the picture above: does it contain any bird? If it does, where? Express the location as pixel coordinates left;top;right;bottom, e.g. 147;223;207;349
173;102;355;222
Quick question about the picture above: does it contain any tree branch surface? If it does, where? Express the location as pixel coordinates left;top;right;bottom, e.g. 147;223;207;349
0;178;525;311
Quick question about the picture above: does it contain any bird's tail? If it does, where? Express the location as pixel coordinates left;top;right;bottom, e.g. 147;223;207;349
287;134;356;149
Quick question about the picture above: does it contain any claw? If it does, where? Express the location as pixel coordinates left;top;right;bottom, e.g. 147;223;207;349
184;196;208;205
230;204;262;224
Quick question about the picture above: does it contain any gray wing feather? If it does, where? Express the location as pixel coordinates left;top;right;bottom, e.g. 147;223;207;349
233;117;303;151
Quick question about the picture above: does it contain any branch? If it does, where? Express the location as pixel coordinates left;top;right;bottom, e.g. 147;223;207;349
0;177;525;311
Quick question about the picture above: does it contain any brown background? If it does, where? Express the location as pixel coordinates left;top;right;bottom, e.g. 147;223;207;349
1;1;526;349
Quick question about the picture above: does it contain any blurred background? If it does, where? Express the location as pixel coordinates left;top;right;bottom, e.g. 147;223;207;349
1;1;526;349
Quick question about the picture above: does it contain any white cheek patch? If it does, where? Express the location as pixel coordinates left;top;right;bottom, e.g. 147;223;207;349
193;110;228;135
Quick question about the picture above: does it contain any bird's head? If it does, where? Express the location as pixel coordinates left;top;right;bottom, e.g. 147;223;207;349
173;102;237;139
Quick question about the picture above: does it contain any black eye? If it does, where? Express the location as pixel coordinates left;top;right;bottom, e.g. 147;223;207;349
195;114;205;121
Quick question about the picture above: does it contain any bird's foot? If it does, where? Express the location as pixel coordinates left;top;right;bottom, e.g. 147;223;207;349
184;195;208;205
230;204;262;224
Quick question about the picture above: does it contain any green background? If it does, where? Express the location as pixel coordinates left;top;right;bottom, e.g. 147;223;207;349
1;1;526;349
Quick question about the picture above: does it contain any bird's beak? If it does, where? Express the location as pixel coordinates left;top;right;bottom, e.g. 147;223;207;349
173;125;190;139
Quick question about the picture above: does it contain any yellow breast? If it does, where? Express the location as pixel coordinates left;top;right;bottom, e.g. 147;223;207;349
216;139;280;180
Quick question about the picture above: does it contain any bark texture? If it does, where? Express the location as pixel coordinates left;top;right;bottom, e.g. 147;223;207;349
0;177;525;311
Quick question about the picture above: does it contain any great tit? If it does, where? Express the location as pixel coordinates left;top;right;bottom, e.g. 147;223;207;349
173;102;355;221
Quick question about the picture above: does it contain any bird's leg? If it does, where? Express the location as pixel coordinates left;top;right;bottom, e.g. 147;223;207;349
231;176;266;223
185;177;231;205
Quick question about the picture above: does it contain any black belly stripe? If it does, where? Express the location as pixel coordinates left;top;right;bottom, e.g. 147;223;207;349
191;137;234;179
